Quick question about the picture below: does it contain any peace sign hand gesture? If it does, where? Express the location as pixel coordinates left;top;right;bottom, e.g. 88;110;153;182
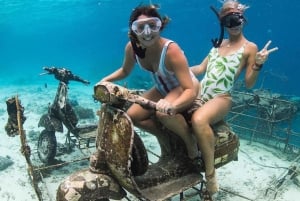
255;40;279;65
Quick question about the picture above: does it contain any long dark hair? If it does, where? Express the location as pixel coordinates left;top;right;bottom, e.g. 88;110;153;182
128;4;170;58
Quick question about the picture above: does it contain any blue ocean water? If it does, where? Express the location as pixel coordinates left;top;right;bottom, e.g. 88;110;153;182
0;0;299;95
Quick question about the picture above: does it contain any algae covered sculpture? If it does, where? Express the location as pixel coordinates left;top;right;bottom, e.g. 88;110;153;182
5;96;26;137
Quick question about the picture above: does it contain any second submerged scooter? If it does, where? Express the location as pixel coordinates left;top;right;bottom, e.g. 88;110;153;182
37;67;98;164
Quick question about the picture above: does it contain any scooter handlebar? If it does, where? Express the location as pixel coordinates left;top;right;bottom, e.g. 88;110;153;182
130;94;174;115
94;81;174;115
41;67;90;85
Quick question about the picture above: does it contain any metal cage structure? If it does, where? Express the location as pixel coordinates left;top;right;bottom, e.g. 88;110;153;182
227;89;300;153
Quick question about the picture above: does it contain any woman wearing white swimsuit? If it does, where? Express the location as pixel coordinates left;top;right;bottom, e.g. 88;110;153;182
100;5;199;159
190;0;278;198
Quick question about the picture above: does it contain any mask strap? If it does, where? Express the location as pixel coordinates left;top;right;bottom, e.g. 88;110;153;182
210;6;224;48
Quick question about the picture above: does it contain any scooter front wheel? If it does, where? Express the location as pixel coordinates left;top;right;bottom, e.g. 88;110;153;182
37;130;57;164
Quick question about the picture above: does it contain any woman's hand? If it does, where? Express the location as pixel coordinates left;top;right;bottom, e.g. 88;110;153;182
255;40;279;65
156;99;175;115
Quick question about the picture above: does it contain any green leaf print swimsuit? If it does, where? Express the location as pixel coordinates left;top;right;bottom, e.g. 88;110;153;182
200;44;245;101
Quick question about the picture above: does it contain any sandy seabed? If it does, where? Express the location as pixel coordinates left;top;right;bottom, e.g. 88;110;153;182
0;84;299;201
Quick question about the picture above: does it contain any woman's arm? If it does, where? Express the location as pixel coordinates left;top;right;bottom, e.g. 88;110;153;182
165;43;197;112
244;40;278;89
190;57;208;76
244;42;260;88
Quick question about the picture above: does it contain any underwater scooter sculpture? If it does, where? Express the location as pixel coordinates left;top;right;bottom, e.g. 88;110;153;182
56;81;240;201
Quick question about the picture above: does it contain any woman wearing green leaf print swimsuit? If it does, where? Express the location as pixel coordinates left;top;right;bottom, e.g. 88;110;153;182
189;0;278;198
200;45;245;101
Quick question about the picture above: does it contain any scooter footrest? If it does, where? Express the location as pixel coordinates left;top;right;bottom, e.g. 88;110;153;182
134;156;200;189
137;173;202;201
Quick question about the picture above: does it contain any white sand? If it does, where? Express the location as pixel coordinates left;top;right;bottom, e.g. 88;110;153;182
0;84;299;201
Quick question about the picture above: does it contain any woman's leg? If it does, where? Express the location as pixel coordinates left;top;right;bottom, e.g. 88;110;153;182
158;112;199;159
127;88;175;156
157;79;200;159
127;87;163;136
191;95;231;195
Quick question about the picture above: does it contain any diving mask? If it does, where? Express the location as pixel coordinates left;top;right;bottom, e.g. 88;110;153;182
220;12;245;28
131;17;162;35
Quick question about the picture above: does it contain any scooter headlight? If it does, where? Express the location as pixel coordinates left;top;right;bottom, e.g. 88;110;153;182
94;84;110;103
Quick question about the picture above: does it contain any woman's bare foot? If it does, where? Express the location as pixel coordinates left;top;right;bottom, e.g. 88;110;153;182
205;169;219;195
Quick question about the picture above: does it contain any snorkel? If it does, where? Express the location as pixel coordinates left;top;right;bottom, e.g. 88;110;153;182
210;5;224;48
